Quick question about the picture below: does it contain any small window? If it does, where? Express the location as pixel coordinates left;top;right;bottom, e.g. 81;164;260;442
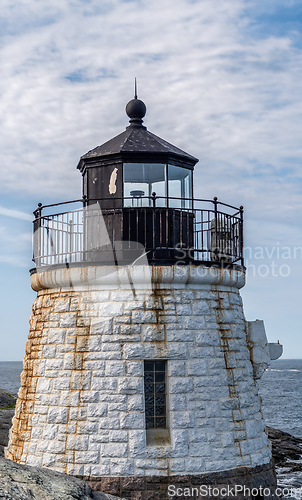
144;360;166;429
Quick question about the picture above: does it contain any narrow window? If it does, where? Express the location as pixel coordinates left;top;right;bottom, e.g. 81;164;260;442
144;360;166;429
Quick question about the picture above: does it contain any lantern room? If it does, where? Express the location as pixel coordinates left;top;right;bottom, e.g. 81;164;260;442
77;94;197;210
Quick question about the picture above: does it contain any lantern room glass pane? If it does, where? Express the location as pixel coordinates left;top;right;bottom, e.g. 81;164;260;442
168;165;192;209
123;163;167;207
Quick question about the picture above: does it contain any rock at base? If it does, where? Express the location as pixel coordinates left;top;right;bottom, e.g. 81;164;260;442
0;389;17;458
0;390;17;410
0;410;15;457
0;457;124;500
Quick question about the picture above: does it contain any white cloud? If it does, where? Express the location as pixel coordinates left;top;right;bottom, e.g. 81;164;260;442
0;206;32;221
0;0;301;203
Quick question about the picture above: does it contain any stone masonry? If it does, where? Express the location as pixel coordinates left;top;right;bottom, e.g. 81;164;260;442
6;265;272;484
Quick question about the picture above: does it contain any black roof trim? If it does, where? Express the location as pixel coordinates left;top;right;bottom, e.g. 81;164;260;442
77;126;198;170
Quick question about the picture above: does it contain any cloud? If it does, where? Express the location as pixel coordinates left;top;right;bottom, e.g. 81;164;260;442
0;0;301;203
0;216;32;267
0;206;32;221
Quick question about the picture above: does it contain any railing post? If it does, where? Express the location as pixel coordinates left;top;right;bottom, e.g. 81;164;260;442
69;220;73;262
240;205;244;266
152;192;156;260
152;192;156;208
213;197;218;261
82;196;87;262
33;203;43;267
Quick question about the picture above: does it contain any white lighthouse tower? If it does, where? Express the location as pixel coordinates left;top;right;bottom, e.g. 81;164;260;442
6;93;277;499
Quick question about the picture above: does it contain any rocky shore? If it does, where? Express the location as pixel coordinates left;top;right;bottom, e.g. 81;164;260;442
0;389;17;458
267;426;302;470
0;457;124;500
0;389;301;499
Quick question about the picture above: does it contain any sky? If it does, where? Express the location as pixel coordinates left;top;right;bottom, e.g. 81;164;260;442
0;0;301;360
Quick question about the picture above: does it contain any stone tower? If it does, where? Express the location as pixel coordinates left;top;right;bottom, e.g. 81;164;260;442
6;93;277;499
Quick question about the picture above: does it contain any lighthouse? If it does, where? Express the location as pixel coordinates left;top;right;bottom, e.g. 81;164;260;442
6;92;277;499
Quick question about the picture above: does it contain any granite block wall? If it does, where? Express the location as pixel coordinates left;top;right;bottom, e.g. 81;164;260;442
6;270;271;478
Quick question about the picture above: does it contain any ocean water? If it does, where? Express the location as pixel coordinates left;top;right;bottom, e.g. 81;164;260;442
259;359;302;438
0;361;23;394
0;359;301;495
259;359;302;497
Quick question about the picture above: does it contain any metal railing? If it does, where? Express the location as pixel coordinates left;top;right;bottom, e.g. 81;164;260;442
32;196;244;267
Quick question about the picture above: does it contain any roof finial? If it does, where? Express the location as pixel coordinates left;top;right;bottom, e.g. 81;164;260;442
134;77;137;99
126;78;147;128
126;80;146;128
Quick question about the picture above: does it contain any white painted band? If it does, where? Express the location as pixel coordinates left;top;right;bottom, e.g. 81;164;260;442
31;265;245;291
